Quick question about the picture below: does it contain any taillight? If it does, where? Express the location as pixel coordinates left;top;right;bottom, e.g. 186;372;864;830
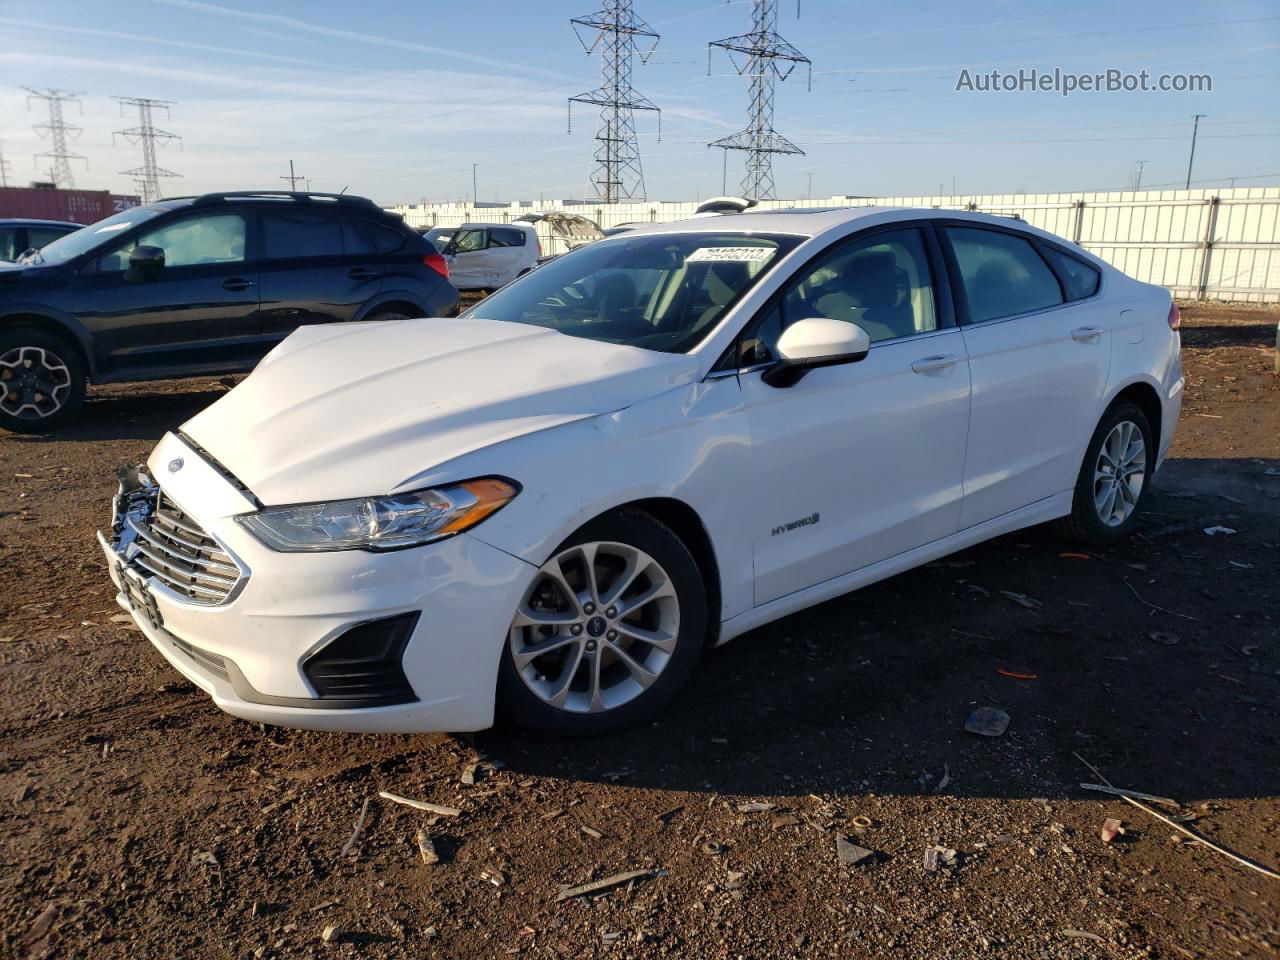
424;252;449;279
1167;301;1181;330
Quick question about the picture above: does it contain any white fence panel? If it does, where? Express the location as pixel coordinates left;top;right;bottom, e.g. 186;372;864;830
391;187;1280;302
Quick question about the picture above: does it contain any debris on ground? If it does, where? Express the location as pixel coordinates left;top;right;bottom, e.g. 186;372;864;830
964;707;1010;737
737;801;774;813
922;845;959;872
555;869;666;902
338;796;371;859
191;850;219;868
999;590;1043;610
480;866;507;887
700;841;728;857
997;668;1038;680
415;828;440;865
1079;783;1178;807
1203;525;1237;536
835;835;876;866
320;925;341;943
1148;631;1181;646
378;791;460;816
1101;818;1125;843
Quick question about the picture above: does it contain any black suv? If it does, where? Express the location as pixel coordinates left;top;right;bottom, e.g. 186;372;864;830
0;191;457;432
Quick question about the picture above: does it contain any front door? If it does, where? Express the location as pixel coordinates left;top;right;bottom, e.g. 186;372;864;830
940;225;1113;529
738;225;972;605
75;210;260;375
445;228;495;288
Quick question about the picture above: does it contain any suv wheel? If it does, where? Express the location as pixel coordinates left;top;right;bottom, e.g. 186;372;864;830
0;326;86;433
1055;400;1154;545
498;509;707;737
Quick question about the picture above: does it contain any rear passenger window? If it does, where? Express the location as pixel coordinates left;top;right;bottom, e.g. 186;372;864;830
947;227;1063;323
489;228;526;247
0;227;19;261
1040;246;1100;301
262;210;343;259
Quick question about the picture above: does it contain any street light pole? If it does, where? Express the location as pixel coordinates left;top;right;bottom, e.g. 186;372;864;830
472;163;478;205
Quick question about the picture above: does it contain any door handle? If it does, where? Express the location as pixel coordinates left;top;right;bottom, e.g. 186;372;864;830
347;267;377;279
1071;325;1103;342
911;353;959;374
222;277;253;291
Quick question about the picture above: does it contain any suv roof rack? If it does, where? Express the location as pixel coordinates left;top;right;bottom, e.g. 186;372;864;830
187;191;382;210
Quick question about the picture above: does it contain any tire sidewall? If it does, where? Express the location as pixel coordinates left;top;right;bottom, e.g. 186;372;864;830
1073;401;1154;544
497;510;708;737
0;326;86;434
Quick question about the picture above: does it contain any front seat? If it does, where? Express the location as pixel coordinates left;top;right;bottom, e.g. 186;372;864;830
594;273;637;324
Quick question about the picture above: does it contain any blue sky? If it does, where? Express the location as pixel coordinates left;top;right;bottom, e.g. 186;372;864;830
1;0;1277;204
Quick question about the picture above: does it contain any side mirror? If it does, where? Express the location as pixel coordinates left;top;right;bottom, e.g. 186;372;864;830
126;244;165;279
762;317;870;387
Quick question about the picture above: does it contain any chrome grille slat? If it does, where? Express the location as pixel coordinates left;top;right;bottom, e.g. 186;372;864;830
115;487;245;605
131;541;238;588
124;517;240;576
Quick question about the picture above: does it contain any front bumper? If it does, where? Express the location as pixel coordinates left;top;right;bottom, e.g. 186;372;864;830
99;431;535;732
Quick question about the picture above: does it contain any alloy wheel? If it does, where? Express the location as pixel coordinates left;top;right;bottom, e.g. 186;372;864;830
1093;420;1146;527
507;541;680;714
0;345;72;421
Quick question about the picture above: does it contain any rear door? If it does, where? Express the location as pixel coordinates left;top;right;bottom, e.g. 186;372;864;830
941;223;1111;528
487;226;533;285
73;209;261;374
257;206;384;340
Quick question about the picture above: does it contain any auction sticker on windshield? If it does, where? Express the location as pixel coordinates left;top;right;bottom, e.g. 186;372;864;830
686;246;776;263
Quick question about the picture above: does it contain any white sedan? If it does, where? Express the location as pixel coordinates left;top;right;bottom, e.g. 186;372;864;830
100;207;1183;736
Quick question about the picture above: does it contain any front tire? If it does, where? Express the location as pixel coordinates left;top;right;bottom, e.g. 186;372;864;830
1055;401;1154;545
498;509;707;737
0;326;86;434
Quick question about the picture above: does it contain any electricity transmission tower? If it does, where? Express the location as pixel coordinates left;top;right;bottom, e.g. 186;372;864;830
568;1;661;202
708;0;811;200
23;88;87;189
113;97;182;204
0;141;11;188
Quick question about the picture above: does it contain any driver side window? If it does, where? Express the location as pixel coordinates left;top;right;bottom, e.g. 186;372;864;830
743;227;937;365
99;213;247;272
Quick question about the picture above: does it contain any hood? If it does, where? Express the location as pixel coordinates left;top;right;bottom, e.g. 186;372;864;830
182;317;700;506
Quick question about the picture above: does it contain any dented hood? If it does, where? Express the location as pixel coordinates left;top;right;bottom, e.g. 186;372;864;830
182;318;699;505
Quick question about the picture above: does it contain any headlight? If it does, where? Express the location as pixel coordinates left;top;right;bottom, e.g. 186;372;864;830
235;478;519;553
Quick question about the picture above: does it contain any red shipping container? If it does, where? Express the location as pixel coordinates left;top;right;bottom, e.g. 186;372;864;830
0;186;141;225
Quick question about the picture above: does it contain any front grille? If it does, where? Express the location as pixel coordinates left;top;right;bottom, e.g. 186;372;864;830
123;492;243;604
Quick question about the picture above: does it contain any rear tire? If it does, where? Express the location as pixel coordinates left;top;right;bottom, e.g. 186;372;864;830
0;325;86;434
498;509;707;737
1054;401;1154;545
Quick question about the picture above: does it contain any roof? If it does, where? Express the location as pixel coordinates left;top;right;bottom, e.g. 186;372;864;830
612;205;1070;245
0;217;82;228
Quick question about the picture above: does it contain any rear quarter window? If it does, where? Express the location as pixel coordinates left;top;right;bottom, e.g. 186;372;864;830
1041;246;1101;301
489;228;527;247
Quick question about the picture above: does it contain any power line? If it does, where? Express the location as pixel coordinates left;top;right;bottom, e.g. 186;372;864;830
568;1;662;202
23;87;87;189
708;0;811;201
113;96;182;204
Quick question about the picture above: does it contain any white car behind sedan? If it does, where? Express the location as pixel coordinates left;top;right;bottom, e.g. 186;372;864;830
100;207;1182;736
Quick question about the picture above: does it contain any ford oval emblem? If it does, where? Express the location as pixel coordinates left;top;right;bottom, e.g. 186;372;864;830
168;458;184;473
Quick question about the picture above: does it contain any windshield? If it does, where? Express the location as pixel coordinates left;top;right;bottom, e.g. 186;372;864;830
26;206;167;265
464;232;802;353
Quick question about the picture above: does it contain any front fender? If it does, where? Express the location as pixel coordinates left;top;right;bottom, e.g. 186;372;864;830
404;377;756;623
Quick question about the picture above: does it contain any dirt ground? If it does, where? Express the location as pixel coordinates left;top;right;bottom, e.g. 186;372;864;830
1;302;1277;960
